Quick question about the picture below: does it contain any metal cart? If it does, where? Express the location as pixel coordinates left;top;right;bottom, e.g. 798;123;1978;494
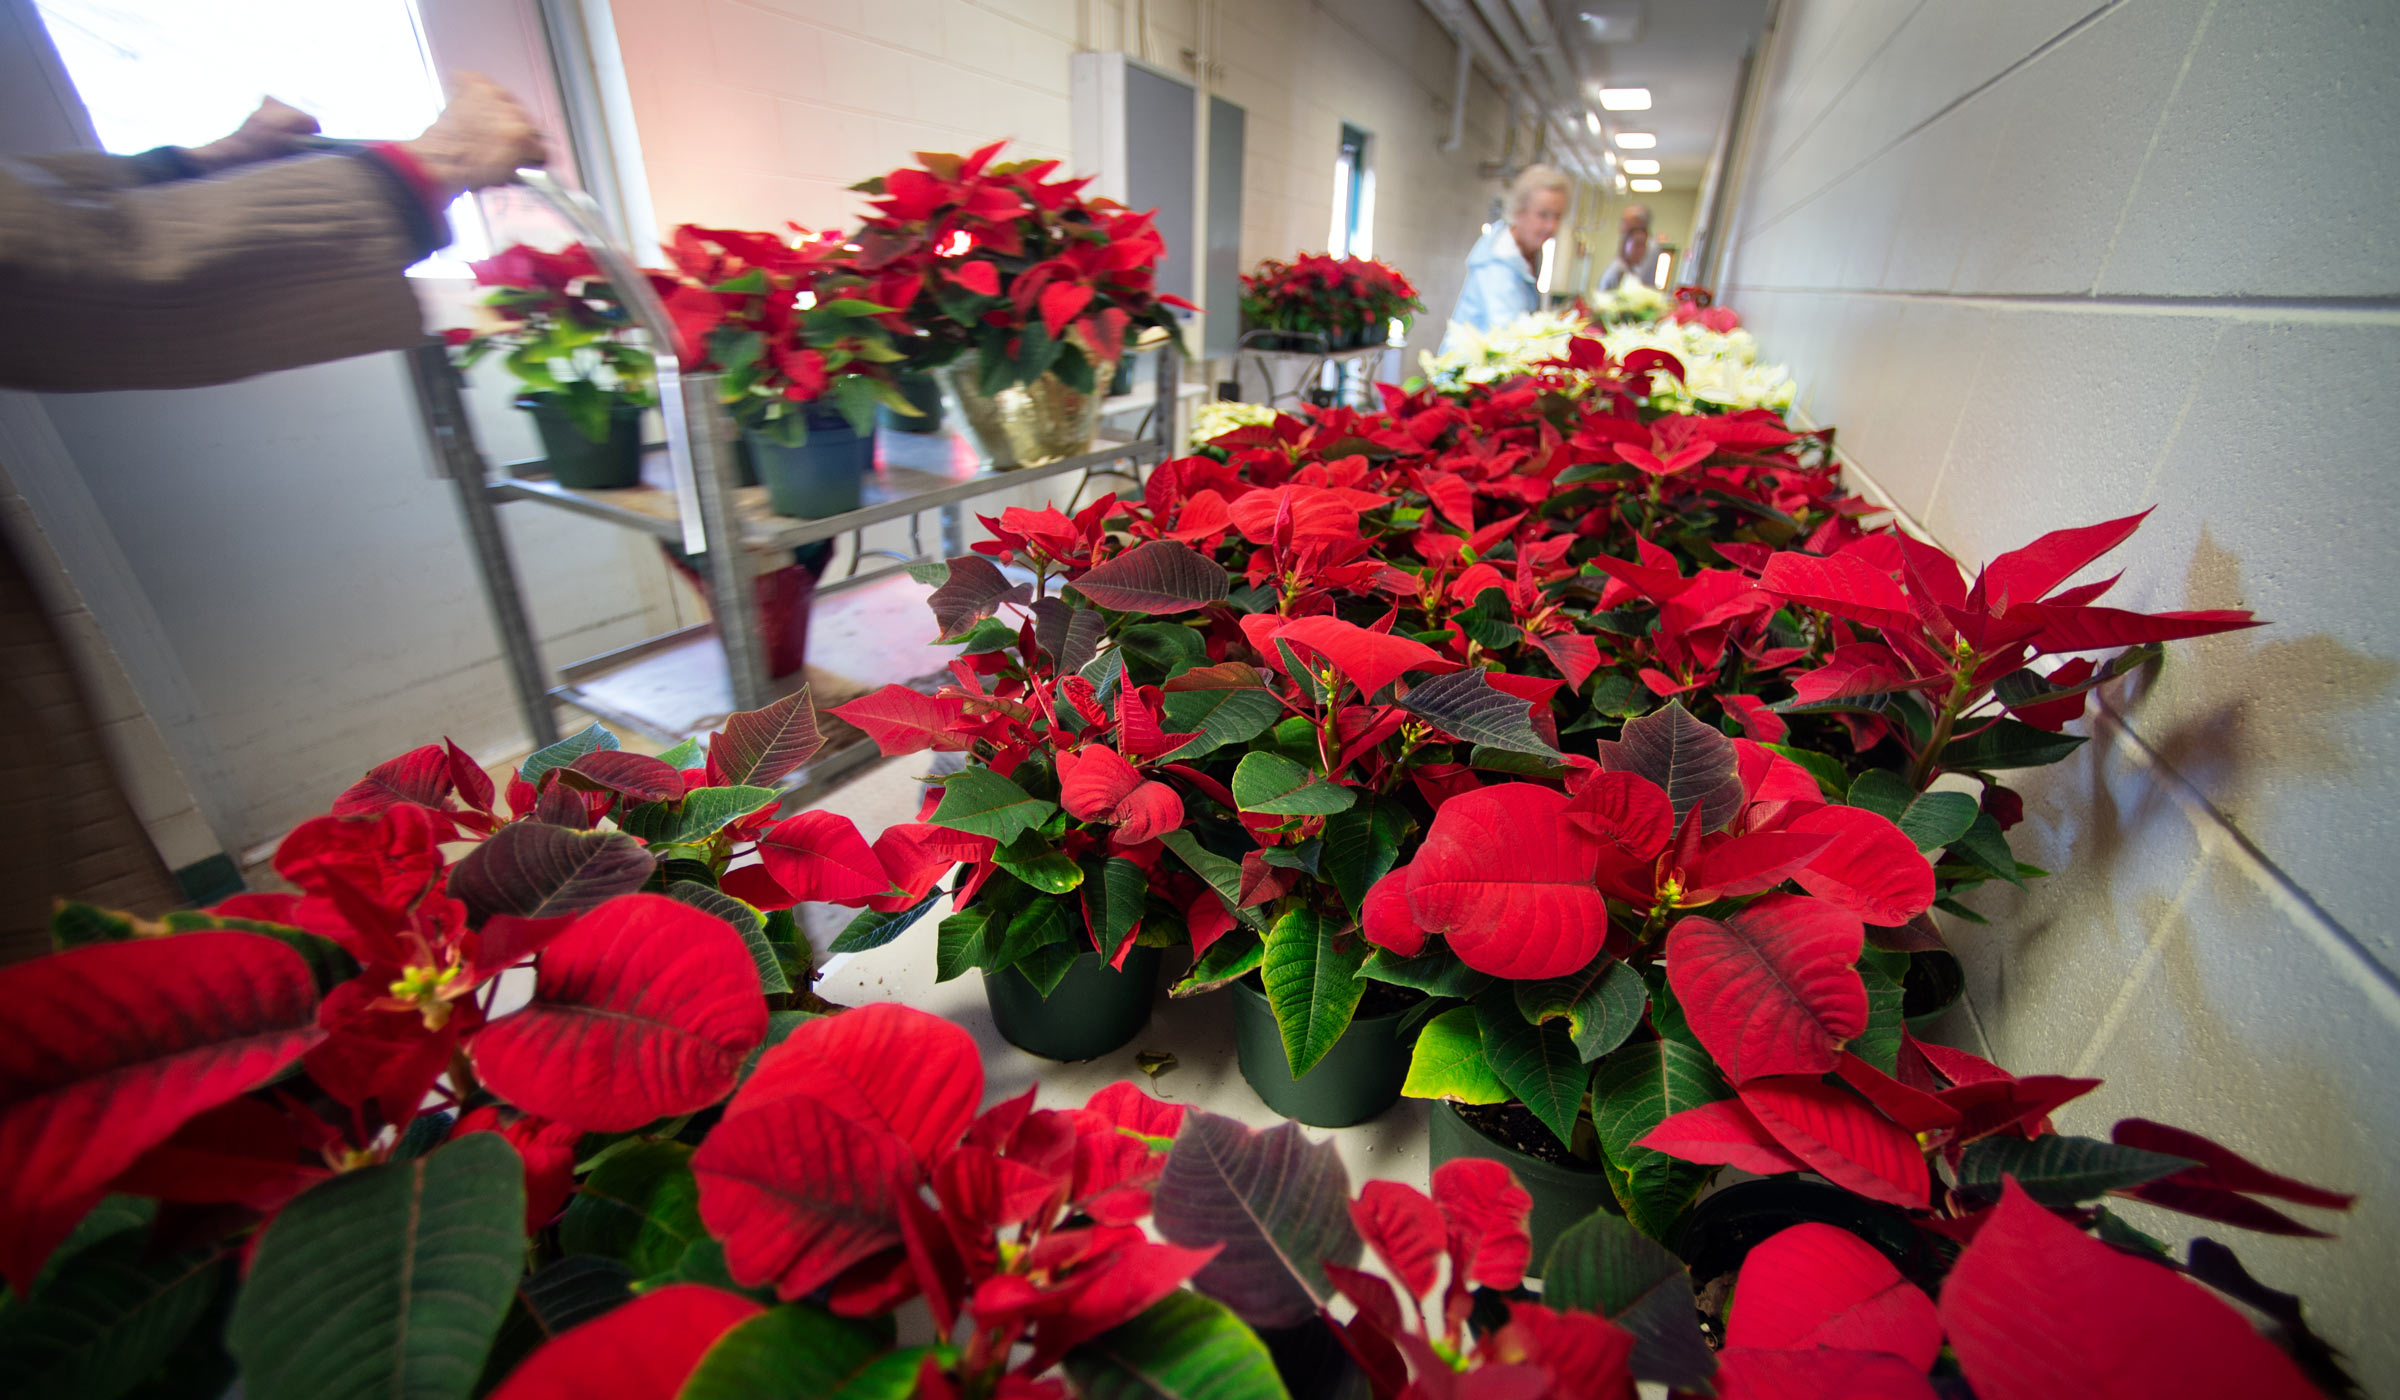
409;173;1177;772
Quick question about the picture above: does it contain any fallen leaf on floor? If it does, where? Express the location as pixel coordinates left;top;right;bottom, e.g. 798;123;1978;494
1134;1050;1178;1079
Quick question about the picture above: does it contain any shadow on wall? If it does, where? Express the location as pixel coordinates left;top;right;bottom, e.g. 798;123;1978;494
1939;527;2397;1057
2127;530;2397;838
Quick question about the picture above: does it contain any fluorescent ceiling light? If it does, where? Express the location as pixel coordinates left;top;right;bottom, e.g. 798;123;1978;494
1598;88;1651;110
1629;178;1663;192
1615;173;1629;193
1603;149;1617;166
1584;110;1601;135
1621;158;1659;174
1613;131;1656;149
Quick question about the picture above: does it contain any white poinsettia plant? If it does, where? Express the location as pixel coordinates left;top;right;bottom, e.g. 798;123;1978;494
1189;398;1282;446
1590;277;1672;324
1600;317;1798;414
1418;308;1592;390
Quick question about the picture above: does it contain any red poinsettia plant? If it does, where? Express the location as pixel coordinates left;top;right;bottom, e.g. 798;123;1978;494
655;222;917;445
485;1004;1282;1400
0;696;1284;1396
834;140;1195;399
1143;1085;2350;1398
1668;284;1743;333
826;326;2261;1136
809;302;2353;1390
449;242;669;442
1242;252;1425;348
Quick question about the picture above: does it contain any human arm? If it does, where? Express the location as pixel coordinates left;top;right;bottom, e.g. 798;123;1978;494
0;76;545;393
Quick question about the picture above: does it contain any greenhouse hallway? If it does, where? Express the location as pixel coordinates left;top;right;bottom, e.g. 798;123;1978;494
0;1;2392;1397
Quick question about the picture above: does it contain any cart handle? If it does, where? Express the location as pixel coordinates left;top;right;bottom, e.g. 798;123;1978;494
513;169;711;555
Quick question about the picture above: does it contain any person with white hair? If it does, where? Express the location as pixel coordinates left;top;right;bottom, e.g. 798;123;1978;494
1600;202;1654;291
1440;163;1570;351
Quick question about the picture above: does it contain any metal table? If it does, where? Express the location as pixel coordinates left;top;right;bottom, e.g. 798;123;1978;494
408;172;1176;753
1234;331;1391;410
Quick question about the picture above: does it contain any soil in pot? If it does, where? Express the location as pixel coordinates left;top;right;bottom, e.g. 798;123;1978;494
1427;1099;1618;1273
984;944;1162;1062
1230;975;1420;1129
522;397;644;489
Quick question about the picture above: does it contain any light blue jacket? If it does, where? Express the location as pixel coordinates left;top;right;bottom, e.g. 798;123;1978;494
1440;221;1540;351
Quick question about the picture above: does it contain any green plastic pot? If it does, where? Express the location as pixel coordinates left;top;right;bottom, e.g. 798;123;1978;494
880;371;946;435
984;944;1161;1062
747;406;869;519
1229;978;1412;1128
1428;1100;1617;1274
520;396;643;489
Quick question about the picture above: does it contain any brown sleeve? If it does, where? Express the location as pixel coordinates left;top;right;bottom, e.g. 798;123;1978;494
0;152;438;392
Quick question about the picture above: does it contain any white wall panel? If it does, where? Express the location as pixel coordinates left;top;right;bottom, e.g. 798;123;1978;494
1719;0;2400;1387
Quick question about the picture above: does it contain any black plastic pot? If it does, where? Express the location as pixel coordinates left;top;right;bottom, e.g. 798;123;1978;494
1229;979;1412;1128
1676;1177;1942;1292
520;396;643;489
1244;330;1329;354
1258;1318;1371;1400
984;944;1161;1062
1427;1100;1616;1272
747;405;870;518
881;371;946;435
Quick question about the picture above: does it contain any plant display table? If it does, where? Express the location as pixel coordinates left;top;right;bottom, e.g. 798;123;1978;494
1233;334;1390;410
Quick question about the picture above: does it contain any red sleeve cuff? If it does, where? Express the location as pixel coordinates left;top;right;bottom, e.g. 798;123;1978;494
368;142;450;220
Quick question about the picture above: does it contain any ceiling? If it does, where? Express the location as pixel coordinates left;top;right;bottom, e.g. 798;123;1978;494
1418;0;1769;194
1565;0;1771;188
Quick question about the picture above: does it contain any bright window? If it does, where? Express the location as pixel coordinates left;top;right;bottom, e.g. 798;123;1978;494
1328;123;1374;259
35;0;493;270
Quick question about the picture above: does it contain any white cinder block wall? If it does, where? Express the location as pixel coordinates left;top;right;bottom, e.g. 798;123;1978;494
1715;0;2400;1385
605;0;1522;364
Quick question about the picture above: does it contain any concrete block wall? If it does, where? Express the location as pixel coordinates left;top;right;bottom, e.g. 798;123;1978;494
606;0;1086;238
606;0;1524;363
1714;0;2400;1386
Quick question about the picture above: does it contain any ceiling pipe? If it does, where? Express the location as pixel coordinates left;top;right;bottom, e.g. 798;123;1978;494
1421;0;1527;107
1440;30;1470;153
1467;0;1538;76
1418;0;1605;183
1507;0;1580;109
1482;0;1608;180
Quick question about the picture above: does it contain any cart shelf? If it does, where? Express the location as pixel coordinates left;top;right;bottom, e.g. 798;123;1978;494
490;430;1160;571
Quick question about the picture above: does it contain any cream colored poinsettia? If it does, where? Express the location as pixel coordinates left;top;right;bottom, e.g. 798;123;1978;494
1189;398;1282;446
1418;309;1592;390
1599;320;1796;413
1591;278;1672;324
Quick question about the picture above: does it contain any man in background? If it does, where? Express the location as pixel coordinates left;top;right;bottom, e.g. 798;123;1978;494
1600;203;1653;290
